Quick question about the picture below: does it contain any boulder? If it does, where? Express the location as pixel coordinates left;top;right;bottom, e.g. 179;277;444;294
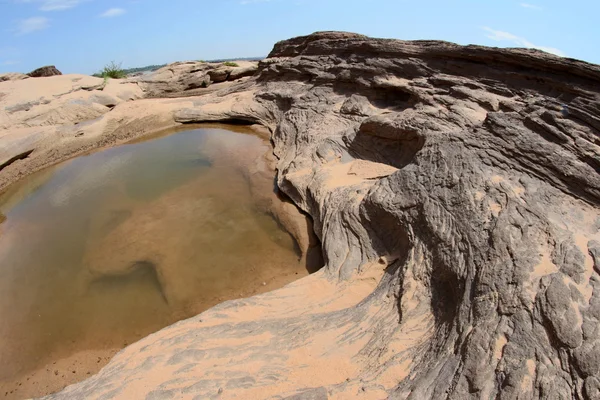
228;64;258;80
27;65;62;78
207;67;231;83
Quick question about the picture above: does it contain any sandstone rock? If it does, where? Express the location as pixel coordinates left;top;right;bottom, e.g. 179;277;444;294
27;65;62;77
129;60;258;97
590;240;600;274
207;67;231;83
0;72;29;82
340;94;377;117
0;74;143;130
541;275;584;349
228;64;258;80
155;32;600;399
574;340;600;377
0;31;596;399
584;377;600;400
282;387;329;399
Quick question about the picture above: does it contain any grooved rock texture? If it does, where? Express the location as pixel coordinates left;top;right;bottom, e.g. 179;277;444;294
0;74;146;180
127;60;258;98
0;72;29;82
27;65;62;78
17;32;600;399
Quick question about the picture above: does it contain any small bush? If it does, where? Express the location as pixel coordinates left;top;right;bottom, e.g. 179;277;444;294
99;61;127;79
222;61;239;67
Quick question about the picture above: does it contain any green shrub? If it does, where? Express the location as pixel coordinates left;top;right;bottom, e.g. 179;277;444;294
222;61;239;67
99;61;127;79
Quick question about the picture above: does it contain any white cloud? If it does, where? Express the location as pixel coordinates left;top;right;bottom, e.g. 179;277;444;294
17;0;85;11
482;27;565;57
520;3;542;10
16;16;50;35
99;7;126;17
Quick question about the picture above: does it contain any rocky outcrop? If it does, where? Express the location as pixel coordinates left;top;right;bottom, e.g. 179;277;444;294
0;74;144;129
27;65;62;78
0;61;257;183
1;32;599;399
128;60;258;98
0;74;147;178
0;73;29;82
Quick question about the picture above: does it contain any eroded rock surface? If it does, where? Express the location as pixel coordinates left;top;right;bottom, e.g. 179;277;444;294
127;60;258;98
27;65;62;78
0;72;29;82
1;32;599;399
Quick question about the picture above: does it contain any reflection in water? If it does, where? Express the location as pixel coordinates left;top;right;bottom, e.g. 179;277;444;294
0;126;305;384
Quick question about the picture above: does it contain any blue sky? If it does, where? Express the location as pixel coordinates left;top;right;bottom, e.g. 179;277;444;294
0;0;598;74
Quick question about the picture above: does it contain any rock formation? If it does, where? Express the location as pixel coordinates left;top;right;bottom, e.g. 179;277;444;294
0;73;29;83
27;65;62;78
127;60;258;97
0;32;599;399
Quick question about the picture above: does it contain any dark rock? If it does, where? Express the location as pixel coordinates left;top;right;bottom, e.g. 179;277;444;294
590;240;600;274
5;101;40;113
541;275;584;349
45;31;600;400
27;65;62;78
575;340;600;377
281;387;329;400
584;377;600;400
207;67;231;83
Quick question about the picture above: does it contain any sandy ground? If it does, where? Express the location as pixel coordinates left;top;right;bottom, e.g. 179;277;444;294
0;266;308;400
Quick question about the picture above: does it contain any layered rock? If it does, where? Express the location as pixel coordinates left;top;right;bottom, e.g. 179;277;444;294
0;73;29;83
128;60;258;98
27;65;62;78
0;74;146;178
0;60;258;183
1;32;599;399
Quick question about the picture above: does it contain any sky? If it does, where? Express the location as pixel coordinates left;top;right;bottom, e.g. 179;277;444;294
0;0;598;74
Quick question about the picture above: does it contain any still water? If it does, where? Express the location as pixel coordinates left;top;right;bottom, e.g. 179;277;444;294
0;126;304;384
